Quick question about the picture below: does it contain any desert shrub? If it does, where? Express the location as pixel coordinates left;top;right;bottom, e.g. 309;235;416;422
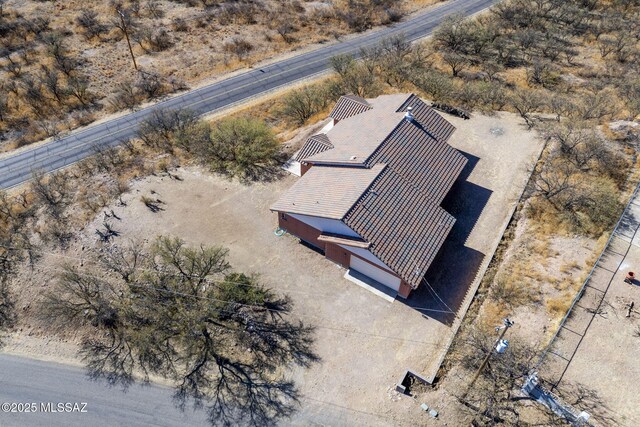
411;69;455;103
526;61;560;88
619;78;640;118
535;160;623;236
546;294;572;317
508;89;547;128
206;117;281;181
42;32;81;77
335;0;401;32
223;37;253;59
75;10;107;40
543;121;630;186
0;92;9;122
278;86;330;125
146;1;164;19
171;17;189;32
273;18;297;44
134;26;173;52
137;108;200;152
66;74;94;107
570;176;623;235
110;80;141;111
148;28;172;51
30;170;73;220
219;2;259;25
135;71;163;99
330;53;380;97
490;276;540;308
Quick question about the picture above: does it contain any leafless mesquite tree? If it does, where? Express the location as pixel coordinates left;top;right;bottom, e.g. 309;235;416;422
454;325;613;425
0;190;39;345
44;236;317;426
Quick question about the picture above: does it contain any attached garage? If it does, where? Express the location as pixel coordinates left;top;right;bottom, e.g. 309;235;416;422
349;255;401;292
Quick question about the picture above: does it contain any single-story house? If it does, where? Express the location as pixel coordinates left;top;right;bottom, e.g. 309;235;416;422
271;93;467;298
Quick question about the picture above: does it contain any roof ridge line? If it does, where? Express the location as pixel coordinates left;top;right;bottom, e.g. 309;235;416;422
398;94;449;144
340;163;388;222
362;116;407;166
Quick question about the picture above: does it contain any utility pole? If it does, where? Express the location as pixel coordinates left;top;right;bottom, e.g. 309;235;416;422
461;318;514;401
117;8;137;71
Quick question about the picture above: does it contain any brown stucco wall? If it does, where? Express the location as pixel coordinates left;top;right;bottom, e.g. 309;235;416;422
325;243;351;268
398;281;412;299
278;212;324;251
300;163;312;176
277;212;415;298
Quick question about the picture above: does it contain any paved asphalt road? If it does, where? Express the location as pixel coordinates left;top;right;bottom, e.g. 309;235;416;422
0;354;387;427
0;0;497;190
0;354;209;427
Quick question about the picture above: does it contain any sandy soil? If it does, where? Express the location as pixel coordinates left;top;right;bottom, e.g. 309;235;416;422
491;216;598;348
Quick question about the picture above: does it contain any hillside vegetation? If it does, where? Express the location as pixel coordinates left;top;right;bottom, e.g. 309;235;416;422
0;0;433;149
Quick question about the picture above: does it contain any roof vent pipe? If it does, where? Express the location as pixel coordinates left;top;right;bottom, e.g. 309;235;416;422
405;106;414;121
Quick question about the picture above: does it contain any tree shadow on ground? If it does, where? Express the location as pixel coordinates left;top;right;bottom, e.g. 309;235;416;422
230;152;290;184
551;380;619;426
237;162;288;184
400;151;492;326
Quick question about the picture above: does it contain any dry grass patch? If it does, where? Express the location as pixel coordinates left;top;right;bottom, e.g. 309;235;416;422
546;294;573;317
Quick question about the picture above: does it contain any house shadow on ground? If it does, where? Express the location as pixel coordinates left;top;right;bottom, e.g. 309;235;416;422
400;151;492;326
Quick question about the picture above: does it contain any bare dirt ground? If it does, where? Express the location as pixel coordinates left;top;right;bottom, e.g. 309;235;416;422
3;110;543;425
481;215;600;347
538;197;640;427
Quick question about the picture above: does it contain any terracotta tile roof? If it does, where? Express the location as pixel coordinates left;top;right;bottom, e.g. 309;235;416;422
344;168;456;289
270;164;386;219
303;98;407;164
298;94;454;166
329;95;372;122
294;134;333;162
275;93;465;289
398;94;456;144
366;119;467;204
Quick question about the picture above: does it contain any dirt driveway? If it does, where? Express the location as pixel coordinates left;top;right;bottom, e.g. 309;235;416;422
4;111;543;425
73;111;540;424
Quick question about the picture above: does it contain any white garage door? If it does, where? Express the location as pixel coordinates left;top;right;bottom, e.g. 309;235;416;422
349;256;401;291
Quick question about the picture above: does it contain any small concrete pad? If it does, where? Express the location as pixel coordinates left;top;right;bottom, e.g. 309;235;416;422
560;305;593;336
548;326;583;361
594;250;624;273
576;286;606;313
607;235;631;256
585;266;615;292
540;351;570;386
616;202;640;242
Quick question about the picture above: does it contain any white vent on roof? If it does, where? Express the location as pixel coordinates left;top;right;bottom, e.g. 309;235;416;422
350;155;357;160
405;106;414;122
